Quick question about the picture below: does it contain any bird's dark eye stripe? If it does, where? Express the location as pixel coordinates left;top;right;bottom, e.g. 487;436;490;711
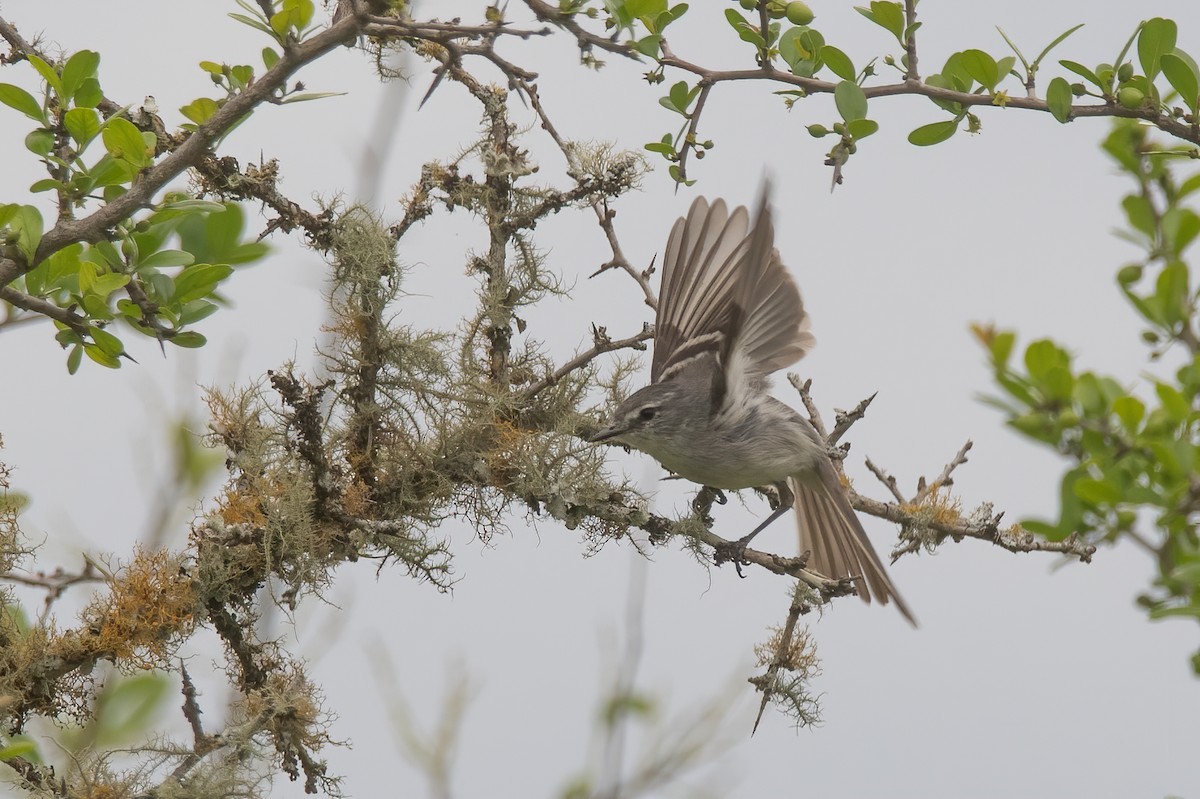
639;406;657;420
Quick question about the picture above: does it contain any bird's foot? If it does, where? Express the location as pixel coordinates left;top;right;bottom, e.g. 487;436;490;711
713;533;755;578
691;486;727;515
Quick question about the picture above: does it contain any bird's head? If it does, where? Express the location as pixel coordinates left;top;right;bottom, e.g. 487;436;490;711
589;381;693;451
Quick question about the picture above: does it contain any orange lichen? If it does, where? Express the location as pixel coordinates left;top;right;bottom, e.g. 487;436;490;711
901;486;964;527
216;485;270;527
482;418;531;481
340;477;373;517
84;547;198;669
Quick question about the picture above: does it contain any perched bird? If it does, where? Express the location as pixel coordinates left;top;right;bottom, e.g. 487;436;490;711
591;190;914;624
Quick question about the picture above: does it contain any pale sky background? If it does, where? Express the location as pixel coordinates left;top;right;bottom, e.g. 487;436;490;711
2;1;1199;798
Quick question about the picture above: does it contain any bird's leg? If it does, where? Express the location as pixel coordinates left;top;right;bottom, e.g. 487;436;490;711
691;485;727;515
714;480;795;577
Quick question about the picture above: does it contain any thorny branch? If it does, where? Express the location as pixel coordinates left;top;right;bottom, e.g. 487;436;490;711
523;0;1200;183
0;562;103;617
786;374;1097;564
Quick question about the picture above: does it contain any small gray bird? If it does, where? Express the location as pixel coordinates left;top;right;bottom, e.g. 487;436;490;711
591;191;915;624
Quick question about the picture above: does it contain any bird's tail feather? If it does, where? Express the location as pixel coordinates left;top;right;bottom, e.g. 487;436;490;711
790;465;916;626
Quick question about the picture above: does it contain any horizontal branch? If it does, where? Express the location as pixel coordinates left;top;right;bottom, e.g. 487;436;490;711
655;57;1200;145
0;286;88;336
858;490;1097;562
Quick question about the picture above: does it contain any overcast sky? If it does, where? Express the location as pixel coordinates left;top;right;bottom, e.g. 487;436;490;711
2;1;1199;797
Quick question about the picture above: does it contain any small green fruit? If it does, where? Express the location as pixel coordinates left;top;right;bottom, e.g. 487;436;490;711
785;1;814;24
739;0;757;10
1117;62;1134;82
1117;264;1144;284
1117;86;1145;109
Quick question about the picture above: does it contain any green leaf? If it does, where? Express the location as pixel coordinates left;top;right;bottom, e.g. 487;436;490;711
1155;382;1190;422
89;325;125;358
29;179;62;195
229;12;276;36
90;272;130;298
60;50;100;101
74;78;103;108
170;331;208;348
1055;466;1087;539
11;205;43;263
668;80;696;113
1074;476;1122;505
1032;24;1085;69
179;300;219;326
86;154;136;190
959;49;999;91
0;83;45;122
83;342;121;368
1074;373;1107;415
995;55;1017;82
1020;519;1062;539
1155;261;1189;325
834;80;867;121
855;1;904;44
262;47;280;70
25;129;54;156
94;673;169;746
1163;207;1200;255
907;119;959;146
778;27;822;76
1046;77;1073;123
1137;17;1177;79
172;264;233;305
81;293;113;321
822;45;855;81
286;0;315;28
1122;194;1155;238
174;204;268;266
0;739;39;762
1112;395;1145;431
845;118;879;139
1059;59;1101;87
140;249;195;269
66;344;83;373
102;117;151;168
26;55;64;98
180;97;220;126
1161;52;1199;111
667;164;696;186
1024;338;1069;383
1043;366;1075;402
64;107;101;145
633;34;662;58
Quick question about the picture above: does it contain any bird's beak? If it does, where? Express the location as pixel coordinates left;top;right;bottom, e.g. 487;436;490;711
588;423;624;444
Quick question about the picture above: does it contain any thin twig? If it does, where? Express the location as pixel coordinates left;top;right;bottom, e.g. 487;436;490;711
522;325;652;399
913;440;973;504
828;392;876;446
864;457;906;504
787;374;827;438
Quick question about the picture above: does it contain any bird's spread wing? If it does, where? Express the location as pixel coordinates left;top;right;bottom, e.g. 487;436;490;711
651;191;815;412
652;197;750;384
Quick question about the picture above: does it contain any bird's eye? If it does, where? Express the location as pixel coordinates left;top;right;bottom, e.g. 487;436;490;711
638;406;657;421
